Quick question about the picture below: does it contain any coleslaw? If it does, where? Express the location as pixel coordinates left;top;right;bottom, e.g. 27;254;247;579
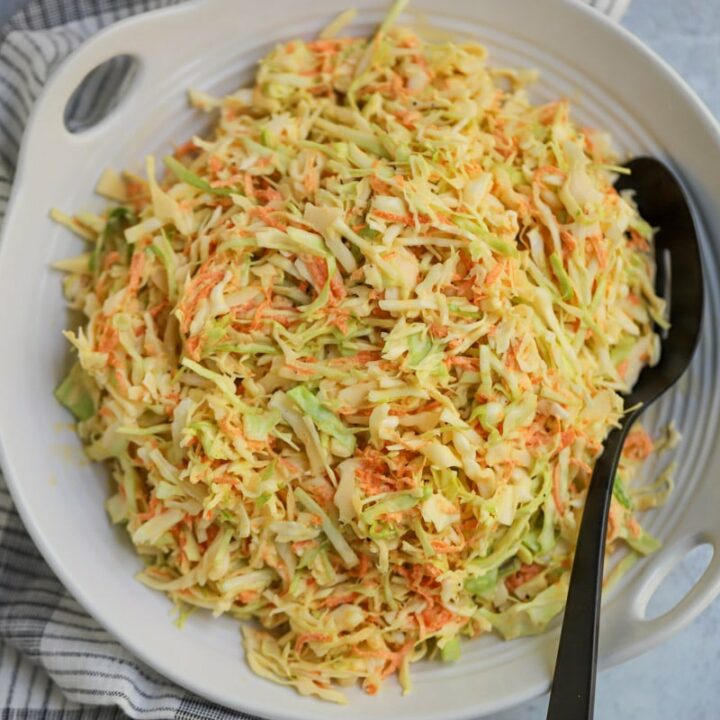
53;0;673;702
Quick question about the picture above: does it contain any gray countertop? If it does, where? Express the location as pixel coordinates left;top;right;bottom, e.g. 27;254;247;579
491;2;720;717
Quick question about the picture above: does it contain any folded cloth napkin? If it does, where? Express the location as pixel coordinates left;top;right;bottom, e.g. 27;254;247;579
0;0;629;717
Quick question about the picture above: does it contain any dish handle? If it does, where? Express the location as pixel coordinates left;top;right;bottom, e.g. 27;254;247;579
36;0;206;144
607;530;719;652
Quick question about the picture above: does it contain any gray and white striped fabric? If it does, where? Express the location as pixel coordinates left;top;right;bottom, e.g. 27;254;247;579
0;0;629;717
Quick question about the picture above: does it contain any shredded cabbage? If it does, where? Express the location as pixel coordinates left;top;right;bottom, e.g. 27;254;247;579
53;1;675;703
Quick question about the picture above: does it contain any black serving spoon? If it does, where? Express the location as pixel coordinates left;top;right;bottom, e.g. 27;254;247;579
546;157;704;720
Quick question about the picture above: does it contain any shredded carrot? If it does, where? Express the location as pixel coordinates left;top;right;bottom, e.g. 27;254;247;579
243;173;255;198
505;563;543;593
431;538;466;554
249;293;273;331
113;369;130;397
135;495;160;522
303;153;318;193
588;234;607;268
561;230;577;257
294;633;332;654
185;334;202;361
628;516;642;539
208;155;223;173
629;228;650;252
103;250;122;270
327;307;350;334
148;300;169;318
623;427;653;461
126;251;145;299
249;205;286;231
444;356;479;370
369;175;393;195
560;429;576;449
235;590;259;604
306;39;346;53
305;255;329;291
173;139;196;158
176;264;225;333
371;209;415;225
379;640;414;680
485;261;505;285
97;323;118;354
255;186;283;203
419;605;455;633
319;592;360;609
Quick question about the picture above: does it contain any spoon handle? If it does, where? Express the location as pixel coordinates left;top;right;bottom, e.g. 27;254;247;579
546;408;640;720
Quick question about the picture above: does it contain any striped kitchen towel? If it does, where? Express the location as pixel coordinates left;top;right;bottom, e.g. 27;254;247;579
0;0;630;717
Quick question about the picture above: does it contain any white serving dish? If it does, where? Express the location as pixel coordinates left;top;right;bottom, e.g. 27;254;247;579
1;1;719;718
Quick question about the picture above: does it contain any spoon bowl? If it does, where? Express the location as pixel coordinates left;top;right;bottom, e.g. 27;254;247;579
546;157;704;720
